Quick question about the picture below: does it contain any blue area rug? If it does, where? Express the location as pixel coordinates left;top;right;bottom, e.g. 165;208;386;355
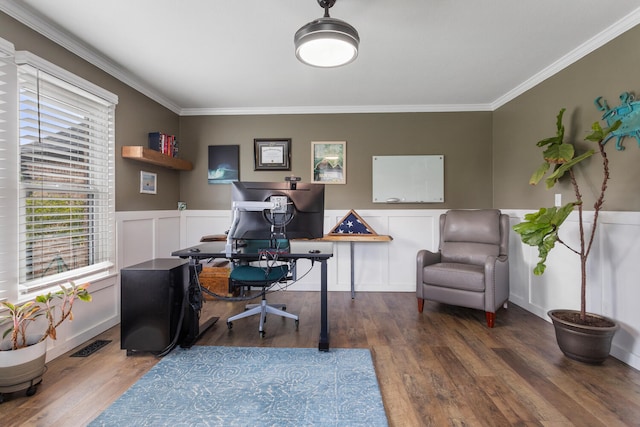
90;346;388;426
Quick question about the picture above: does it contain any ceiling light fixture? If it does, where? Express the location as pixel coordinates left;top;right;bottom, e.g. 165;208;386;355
294;0;360;68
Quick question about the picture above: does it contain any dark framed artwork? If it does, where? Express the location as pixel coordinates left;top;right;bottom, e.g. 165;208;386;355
254;138;291;171
208;145;239;184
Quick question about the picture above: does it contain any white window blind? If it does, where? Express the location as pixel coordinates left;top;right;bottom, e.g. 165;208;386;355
14;51;117;293
0;39;19;302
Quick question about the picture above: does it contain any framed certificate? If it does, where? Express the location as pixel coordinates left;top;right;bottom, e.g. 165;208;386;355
254;138;291;171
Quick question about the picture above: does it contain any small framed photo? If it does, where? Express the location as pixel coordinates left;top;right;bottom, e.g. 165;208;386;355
312;141;346;184
140;171;157;194
254;138;291;171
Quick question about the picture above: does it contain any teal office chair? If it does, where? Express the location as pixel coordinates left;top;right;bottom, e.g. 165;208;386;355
226;263;299;337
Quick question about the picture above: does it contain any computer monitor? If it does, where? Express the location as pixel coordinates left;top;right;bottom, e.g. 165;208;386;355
230;181;325;240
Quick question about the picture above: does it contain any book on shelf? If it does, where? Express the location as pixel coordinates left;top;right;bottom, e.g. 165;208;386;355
148;132;179;157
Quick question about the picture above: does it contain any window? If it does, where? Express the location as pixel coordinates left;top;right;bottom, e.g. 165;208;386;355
0;42;117;300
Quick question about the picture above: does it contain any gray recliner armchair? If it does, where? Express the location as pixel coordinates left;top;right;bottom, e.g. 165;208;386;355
416;209;509;327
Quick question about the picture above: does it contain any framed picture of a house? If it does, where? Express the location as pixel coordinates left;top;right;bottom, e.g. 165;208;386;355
311;141;346;184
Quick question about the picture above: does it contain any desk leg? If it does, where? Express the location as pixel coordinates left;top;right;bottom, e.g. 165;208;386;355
180;258;218;348
350;241;355;299
318;259;330;351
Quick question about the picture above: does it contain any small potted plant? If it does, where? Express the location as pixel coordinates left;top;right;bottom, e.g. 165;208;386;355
0;282;91;402
512;108;621;364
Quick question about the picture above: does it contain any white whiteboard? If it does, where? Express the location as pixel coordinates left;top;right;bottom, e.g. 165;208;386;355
372;155;444;203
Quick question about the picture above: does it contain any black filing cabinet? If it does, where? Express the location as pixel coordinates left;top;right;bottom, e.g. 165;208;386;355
120;258;189;354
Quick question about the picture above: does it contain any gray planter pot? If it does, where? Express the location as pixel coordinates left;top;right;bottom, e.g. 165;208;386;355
548;309;619;364
0;336;46;402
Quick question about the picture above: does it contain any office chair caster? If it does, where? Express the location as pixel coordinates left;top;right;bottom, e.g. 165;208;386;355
227;321;233;330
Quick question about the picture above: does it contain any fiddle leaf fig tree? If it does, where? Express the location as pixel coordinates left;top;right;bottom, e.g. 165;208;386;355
512;108;620;323
513;203;575;276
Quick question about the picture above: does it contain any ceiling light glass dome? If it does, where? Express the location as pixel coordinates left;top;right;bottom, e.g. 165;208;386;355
294;1;360;68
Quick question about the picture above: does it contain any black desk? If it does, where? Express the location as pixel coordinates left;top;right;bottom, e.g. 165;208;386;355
172;241;334;351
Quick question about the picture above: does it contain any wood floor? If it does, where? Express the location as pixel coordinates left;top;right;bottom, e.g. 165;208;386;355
2;291;640;426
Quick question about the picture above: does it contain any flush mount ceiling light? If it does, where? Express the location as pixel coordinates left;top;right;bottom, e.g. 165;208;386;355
294;0;360;68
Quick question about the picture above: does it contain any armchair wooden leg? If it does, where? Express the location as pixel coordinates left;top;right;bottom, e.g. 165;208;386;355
417;298;424;313
485;312;495;328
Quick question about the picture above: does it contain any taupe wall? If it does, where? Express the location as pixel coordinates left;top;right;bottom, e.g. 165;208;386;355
493;24;640;211
0;12;181;212
179;112;493;210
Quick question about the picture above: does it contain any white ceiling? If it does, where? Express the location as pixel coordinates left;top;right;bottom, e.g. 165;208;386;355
3;0;640;115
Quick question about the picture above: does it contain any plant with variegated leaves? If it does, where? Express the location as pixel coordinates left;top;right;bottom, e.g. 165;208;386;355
1;282;91;350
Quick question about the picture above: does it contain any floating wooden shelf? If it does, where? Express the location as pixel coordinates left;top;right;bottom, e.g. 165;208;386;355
121;146;193;171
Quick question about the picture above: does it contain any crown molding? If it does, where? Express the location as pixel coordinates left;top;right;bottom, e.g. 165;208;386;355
180;103;494;116
492;6;640;110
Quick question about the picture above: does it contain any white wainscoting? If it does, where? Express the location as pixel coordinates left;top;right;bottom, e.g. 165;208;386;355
116;209;446;291
504;209;640;370
183;209;446;292
43;273;119;361
115;209;640;370
116;210;184;267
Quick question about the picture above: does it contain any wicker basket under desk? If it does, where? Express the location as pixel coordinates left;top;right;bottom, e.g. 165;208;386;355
198;259;233;300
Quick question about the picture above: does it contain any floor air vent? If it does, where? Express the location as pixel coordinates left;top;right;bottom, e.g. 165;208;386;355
70;340;111;357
